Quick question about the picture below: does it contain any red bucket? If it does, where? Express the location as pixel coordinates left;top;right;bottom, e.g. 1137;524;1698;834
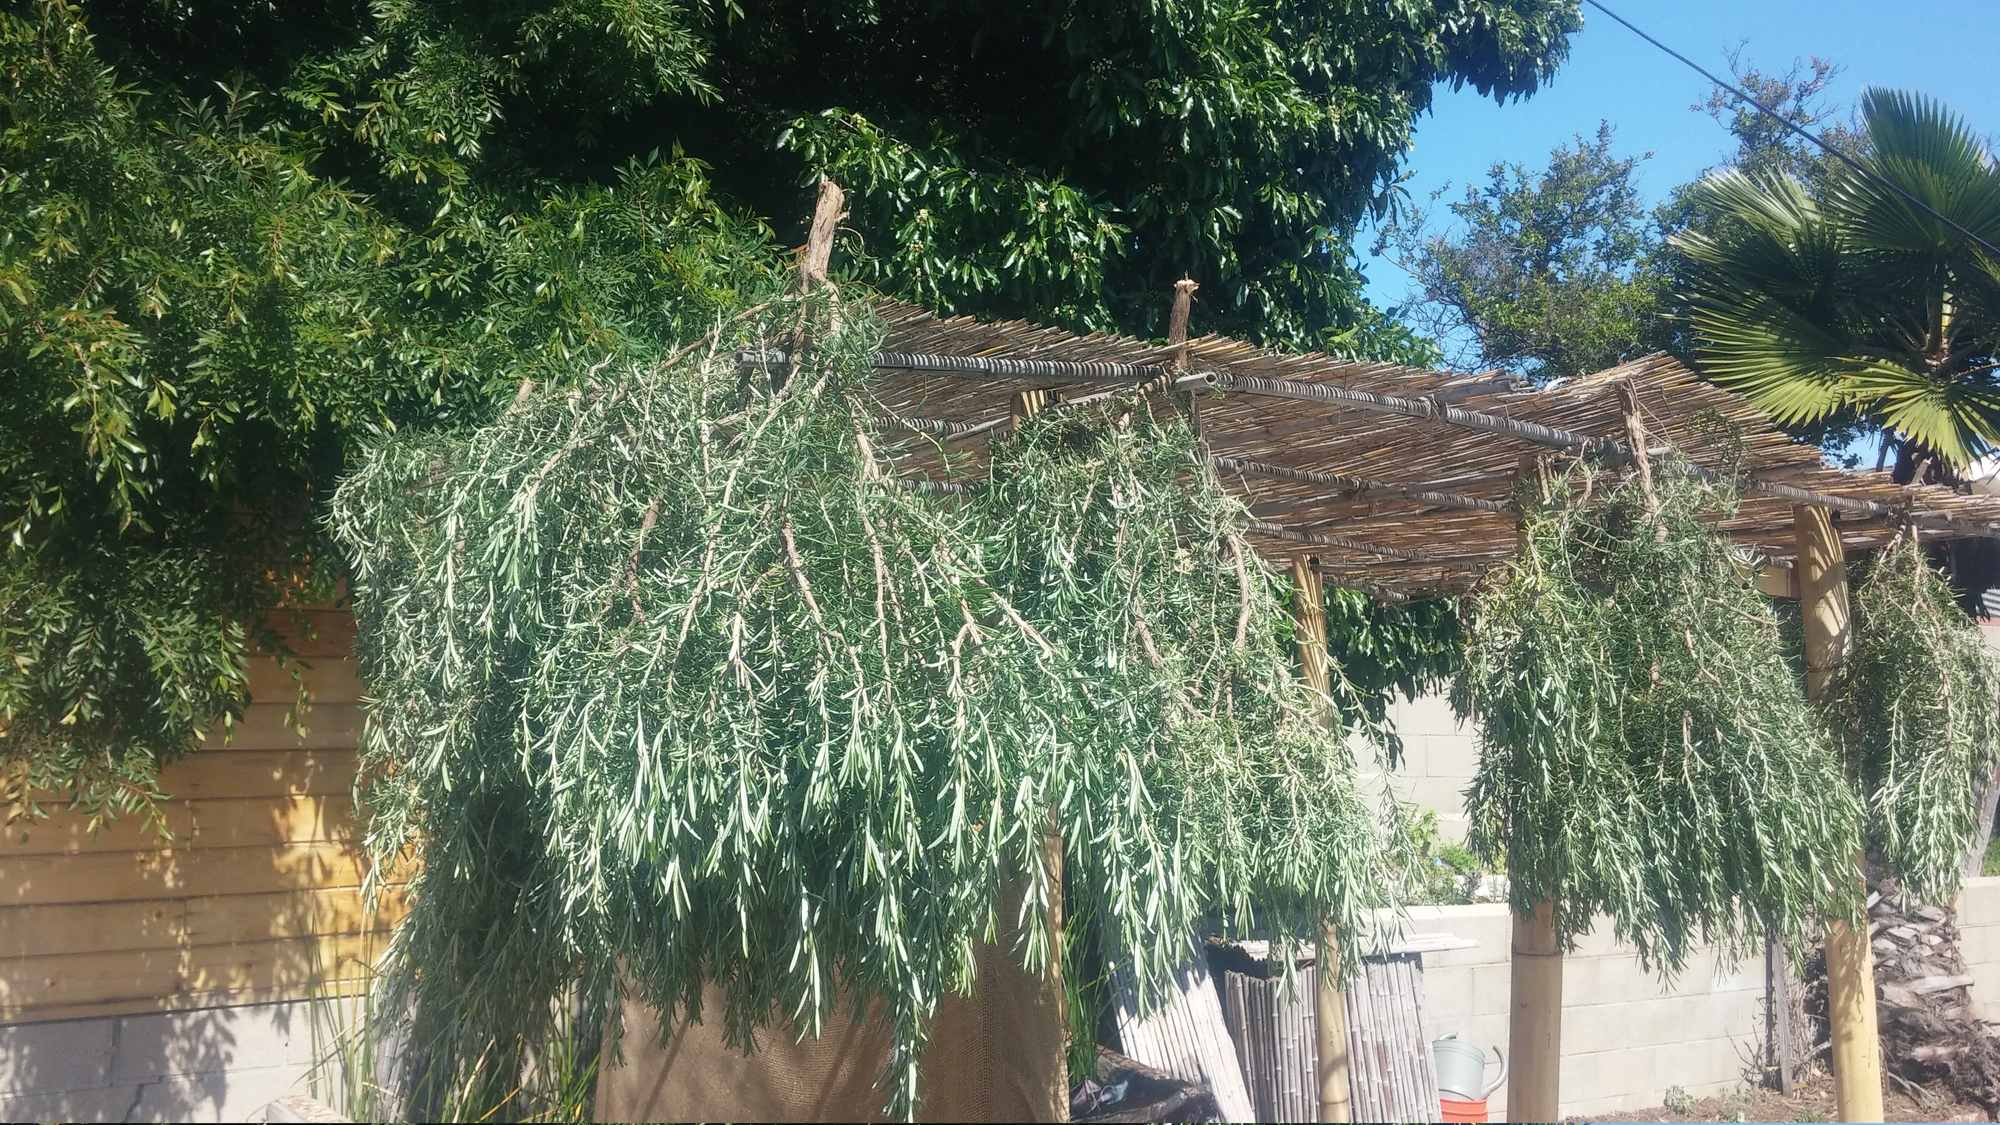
1441;1095;1490;1123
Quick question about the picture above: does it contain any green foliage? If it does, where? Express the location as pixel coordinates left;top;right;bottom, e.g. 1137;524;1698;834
305;967;599;1124
749;0;1579;358
1387;807;1487;905
329;292;1393;1117
3;0;1583;818
1457;463;1862;970
0;1;777;819
0;545;252;824
1321;588;1463;759
1382;53;1886;465
1840;534;2000;903
1379;123;1672;381
1675;88;2000;473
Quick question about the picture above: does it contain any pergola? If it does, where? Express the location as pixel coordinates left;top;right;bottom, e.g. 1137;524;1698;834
744;257;2000;1122
751;293;2000;602
742;180;2000;1122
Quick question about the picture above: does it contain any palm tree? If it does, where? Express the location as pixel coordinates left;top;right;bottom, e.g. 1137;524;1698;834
1680;90;2000;1108
1675;88;2000;484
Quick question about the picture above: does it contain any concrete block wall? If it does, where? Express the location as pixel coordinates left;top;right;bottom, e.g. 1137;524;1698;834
0;998;342;1122
1361;691;1483;840
1958;876;2000;1023
1404;903;1766;1119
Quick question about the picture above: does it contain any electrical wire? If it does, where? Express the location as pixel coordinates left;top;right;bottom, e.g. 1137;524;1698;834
1582;0;2000;262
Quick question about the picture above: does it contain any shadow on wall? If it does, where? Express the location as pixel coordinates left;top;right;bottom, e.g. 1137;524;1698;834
1;615;402;1121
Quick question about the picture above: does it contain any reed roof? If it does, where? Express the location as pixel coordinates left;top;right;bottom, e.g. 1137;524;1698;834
856;296;2000;596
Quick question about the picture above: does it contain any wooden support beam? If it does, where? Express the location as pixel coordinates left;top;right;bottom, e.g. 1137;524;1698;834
1507;451;1564;1123
1291;558;1353;1124
1009;386;1071;1107
1796;504;1885;1124
1509;900;1564;1121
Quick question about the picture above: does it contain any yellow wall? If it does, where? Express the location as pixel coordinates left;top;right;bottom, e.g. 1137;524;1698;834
0;610;403;1024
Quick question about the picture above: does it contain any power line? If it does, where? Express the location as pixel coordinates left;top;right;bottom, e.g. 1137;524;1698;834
1581;0;2000;262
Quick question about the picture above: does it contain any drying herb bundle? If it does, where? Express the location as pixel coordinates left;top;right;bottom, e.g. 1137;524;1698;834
329;293;1390;1116
1458;463;1861;970
981;401;1393;982
1841;532;2000;903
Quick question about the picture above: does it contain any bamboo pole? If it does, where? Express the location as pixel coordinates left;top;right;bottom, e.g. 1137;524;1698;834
1795;503;1885;1123
1250;522;1485;568
1291;557;1353;1124
1214;456;1512;514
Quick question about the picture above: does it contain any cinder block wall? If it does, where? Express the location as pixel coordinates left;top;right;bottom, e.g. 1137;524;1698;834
1358;691;1482;840
1405;902;1767;1119
1958;877;2000;1023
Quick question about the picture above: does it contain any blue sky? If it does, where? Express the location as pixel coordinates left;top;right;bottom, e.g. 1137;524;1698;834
1358;0;2000;312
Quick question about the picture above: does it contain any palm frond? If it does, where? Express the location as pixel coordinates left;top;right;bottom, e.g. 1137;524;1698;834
1831;89;2000;257
1861;88;1991;184
1684;291;1854;426
1676;87;2000;468
1843;358;2000;466
1675;171;1854;426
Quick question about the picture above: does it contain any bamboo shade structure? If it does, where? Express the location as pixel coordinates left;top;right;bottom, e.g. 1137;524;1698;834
828;296;2000;593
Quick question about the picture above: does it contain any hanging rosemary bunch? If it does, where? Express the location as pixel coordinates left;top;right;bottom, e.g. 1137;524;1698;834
329;293;1393;1117
1842;532;2000;904
332;292;1069;1116
1457;462;1861;970
979;399;1394;990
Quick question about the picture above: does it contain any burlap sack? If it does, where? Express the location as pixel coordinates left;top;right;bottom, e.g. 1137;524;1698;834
595;876;1069;1122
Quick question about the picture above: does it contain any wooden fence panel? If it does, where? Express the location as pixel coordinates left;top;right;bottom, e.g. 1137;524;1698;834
0;636;399;1025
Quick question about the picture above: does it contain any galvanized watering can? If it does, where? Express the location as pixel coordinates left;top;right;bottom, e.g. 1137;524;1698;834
1431;1035;1506;1100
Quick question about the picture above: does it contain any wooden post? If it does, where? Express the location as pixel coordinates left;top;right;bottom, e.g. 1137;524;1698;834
796;176;845;289
1508;902;1563;1121
1164;278;1203;438
1012;386;1070;1109
1507;451;1563;1123
1291;558;1353;1124
776;177;847;392
1504;450;1568;1112
1765;933;1797;1094
1168;278;1198;371
1795;503;1885;1123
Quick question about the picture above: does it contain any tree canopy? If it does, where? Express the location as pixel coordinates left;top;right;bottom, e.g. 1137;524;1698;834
0;0;1580;818
1378;122;1671;381
1378;52;1872;420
